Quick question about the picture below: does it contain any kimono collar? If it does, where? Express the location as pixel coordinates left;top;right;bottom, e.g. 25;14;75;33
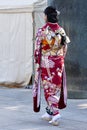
42;22;60;32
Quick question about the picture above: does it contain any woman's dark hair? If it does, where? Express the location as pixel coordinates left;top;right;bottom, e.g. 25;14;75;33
44;6;58;23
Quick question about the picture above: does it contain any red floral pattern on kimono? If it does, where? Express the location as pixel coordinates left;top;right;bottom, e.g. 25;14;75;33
34;22;68;115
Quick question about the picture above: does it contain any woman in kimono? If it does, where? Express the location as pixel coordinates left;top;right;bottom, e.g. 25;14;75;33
34;6;70;126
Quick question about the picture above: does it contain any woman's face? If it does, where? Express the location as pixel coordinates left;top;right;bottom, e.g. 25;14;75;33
44;14;47;23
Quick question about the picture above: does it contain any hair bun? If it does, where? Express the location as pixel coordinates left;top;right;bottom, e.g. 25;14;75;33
44;6;60;23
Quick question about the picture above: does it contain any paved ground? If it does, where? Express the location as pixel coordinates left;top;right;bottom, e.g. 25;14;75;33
0;87;87;130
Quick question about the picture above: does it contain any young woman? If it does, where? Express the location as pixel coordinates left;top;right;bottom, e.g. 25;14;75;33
33;6;70;126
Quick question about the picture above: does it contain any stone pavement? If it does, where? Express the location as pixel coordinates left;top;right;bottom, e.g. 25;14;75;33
0;87;87;130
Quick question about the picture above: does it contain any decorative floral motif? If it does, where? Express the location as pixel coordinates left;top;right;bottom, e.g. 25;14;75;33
41;56;55;68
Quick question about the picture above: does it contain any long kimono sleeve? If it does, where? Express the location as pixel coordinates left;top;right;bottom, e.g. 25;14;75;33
63;44;68;57
33;28;43;112
34;28;42;64
58;27;70;57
